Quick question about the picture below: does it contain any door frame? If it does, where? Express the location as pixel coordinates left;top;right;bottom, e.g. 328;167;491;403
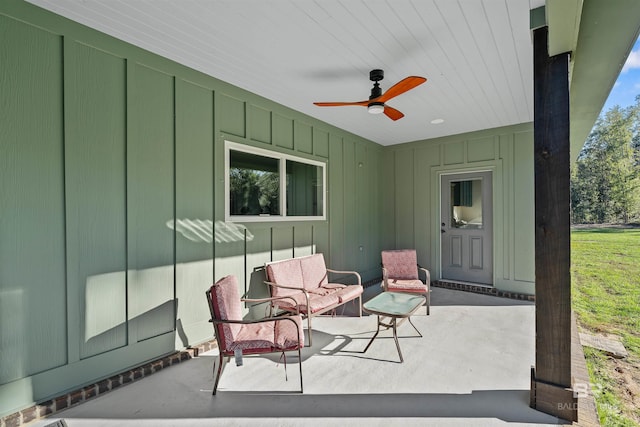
430;161;501;284
440;170;493;284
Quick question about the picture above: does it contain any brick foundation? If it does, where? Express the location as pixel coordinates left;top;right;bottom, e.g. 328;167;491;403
432;280;536;302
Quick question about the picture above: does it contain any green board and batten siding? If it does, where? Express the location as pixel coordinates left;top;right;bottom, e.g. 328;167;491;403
65;40;128;360
0;0;384;415
1;10;68;389
0;0;535;416
386;125;535;294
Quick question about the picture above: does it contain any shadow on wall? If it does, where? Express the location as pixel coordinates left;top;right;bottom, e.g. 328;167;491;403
84;220;263;345
167;219;254;243
84;219;319;348
244;266;275;320
85;300;177;347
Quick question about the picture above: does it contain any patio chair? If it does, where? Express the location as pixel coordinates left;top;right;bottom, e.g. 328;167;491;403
381;249;431;315
205;275;304;394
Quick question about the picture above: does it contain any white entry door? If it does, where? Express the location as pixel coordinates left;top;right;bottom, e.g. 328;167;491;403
441;171;493;285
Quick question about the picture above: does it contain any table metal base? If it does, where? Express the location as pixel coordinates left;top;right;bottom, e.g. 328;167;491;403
362;315;422;362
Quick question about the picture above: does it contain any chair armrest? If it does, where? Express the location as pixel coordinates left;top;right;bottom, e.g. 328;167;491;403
418;266;431;287
264;280;305;292
241;294;301;315
264;281;310;312
326;268;362;285
210;314;300;325
381;267;388;290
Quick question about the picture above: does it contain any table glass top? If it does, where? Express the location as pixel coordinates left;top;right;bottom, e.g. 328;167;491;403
363;292;425;317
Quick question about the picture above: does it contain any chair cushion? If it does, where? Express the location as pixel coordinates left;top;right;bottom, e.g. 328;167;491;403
334;283;364;303
386;279;427;293
231;322;277;353
307;283;344;296
210;275;243;351
274;315;304;349
299;253;329;290
382;249;419;279
228;314;304;354
266;258;304;297
275;292;340;314
306;293;341;313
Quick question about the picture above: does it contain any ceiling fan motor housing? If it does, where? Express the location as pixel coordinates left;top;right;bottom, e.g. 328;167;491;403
369;69;384;100
369;69;384;82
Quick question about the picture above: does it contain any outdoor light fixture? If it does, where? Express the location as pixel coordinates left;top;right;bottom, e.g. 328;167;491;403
368;102;385;114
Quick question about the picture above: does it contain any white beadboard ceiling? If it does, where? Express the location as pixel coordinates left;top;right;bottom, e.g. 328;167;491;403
27;0;546;146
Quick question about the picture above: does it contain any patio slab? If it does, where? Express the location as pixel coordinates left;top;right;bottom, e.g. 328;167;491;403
31;287;568;426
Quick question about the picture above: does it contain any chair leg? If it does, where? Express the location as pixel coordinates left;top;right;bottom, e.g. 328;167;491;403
426;287;431;315
212;353;228;395
298;347;304;393
307;315;313;347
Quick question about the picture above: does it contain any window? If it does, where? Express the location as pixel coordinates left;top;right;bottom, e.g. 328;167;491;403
225;141;326;221
450;179;483;229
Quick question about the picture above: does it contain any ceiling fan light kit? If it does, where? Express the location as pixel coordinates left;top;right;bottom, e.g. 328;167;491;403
367;102;385;114
313;69;426;121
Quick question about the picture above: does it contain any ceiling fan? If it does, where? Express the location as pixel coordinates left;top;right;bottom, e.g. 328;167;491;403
313;69;426;121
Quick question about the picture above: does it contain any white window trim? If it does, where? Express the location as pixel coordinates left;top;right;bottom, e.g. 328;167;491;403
224;140;327;222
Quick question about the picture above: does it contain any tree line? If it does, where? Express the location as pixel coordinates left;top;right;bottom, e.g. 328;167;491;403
571;96;640;224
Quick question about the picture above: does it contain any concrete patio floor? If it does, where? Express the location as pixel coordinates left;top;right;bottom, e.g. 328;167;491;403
32;287;569;426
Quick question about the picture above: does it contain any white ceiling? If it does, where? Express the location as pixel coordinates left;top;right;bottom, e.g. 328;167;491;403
27;0;546;146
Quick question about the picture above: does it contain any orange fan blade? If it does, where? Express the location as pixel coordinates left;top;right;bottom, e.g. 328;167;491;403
313;100;369;107
377;76;426;103
384;105;404;121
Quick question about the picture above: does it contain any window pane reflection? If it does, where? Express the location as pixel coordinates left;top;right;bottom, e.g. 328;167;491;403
286;160;323;216
450;179;483;228
229;150;280;215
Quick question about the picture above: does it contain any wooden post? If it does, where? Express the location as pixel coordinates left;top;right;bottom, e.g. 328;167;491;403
530;26;577;422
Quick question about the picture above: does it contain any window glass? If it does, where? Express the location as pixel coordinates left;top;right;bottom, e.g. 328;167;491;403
225;141;326;221
286;160;323;216
229;150;280;216
450;179;483;228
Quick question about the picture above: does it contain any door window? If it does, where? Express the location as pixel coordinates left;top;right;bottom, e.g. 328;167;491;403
450;179;483;229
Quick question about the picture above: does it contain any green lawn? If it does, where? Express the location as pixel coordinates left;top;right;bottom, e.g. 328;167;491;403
571;227;640;426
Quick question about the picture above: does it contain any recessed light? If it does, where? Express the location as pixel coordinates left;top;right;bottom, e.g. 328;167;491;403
430;118;444;124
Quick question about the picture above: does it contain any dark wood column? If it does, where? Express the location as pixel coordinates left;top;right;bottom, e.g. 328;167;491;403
530;26;577;421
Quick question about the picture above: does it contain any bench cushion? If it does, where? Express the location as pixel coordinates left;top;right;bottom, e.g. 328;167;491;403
299;253;329;290
266;258;304;298
275;291;341;314
334;282;364;302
